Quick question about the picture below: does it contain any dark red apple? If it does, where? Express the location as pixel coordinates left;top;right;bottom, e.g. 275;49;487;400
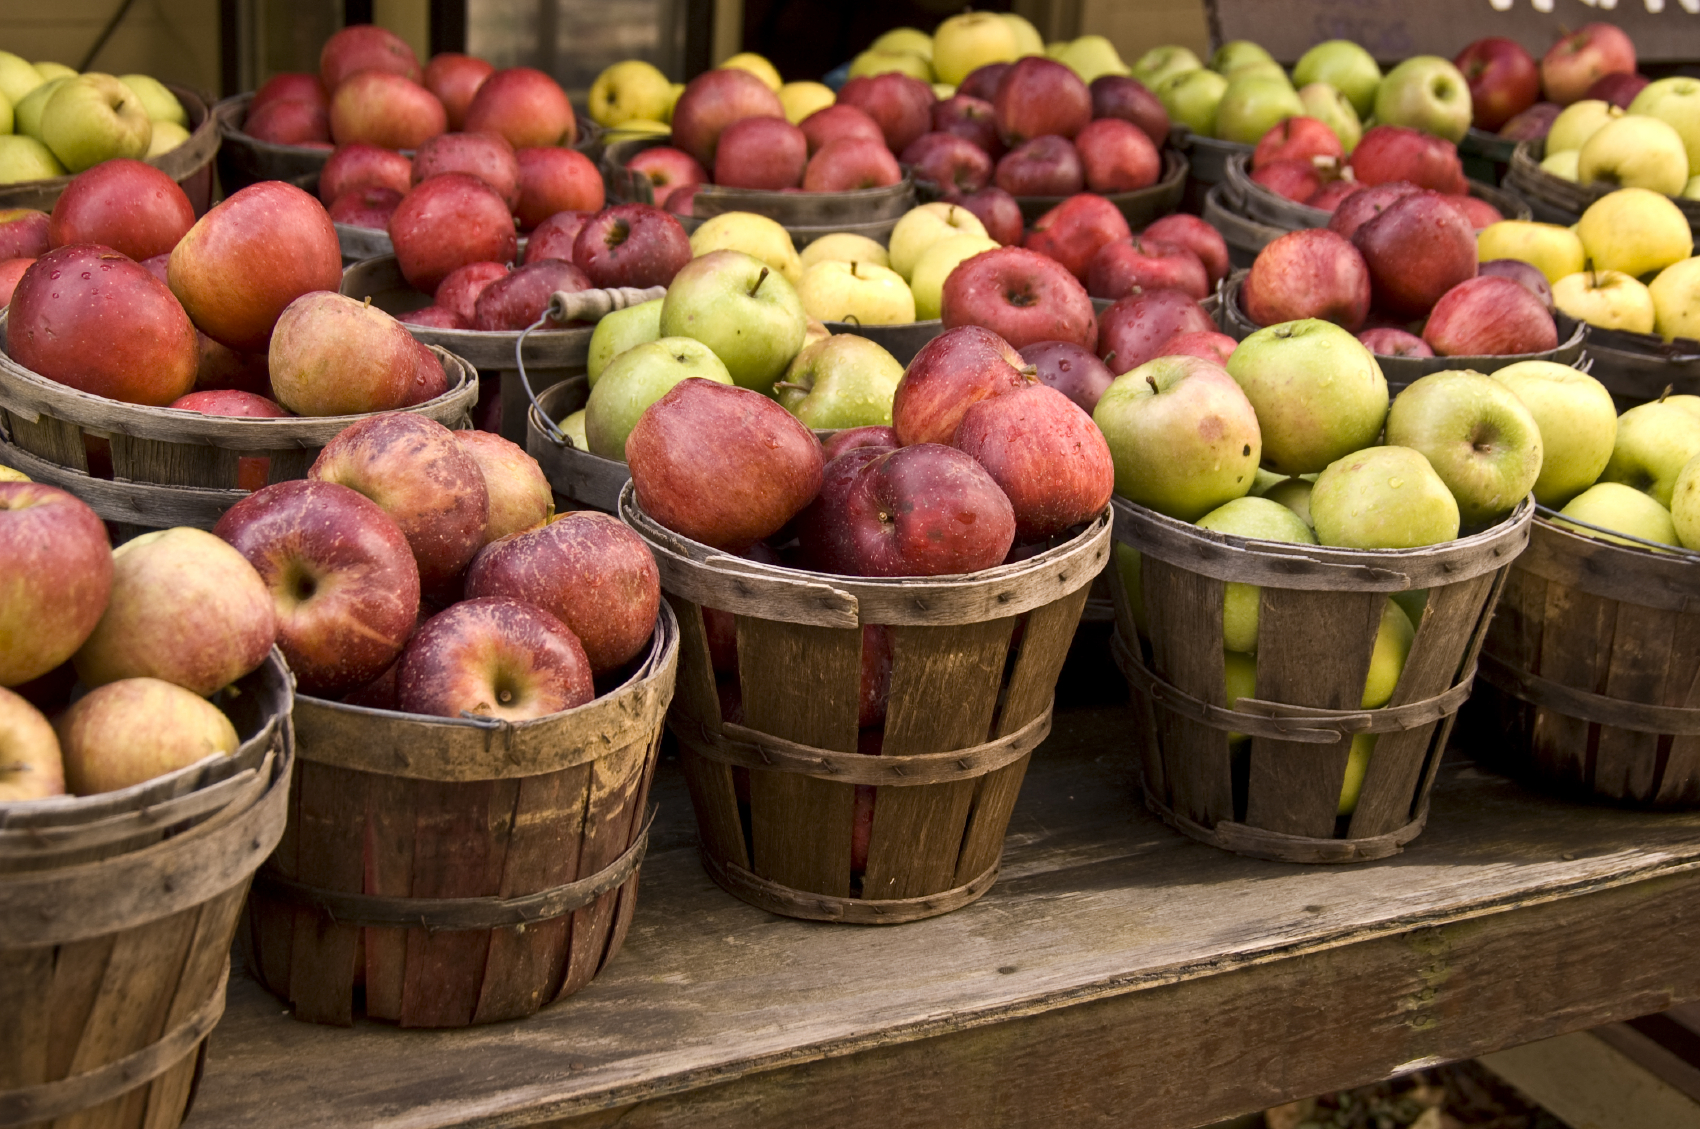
214;479;421;697
837;72;936;154
192;333;269;395
1141;213;1230;286
1090;75;1170;149
1241;228;1371;330
328;71;447;150
1348;126;1467;194
423;52;494;130
996;136;1084;197
1024;193;1132;283
1352;191;1478;318
320;24;421;90
666;184;701;218
319;143;413;205
513;146;604;230
821;425;900;462
400;305;467;330
959;63;1011;104
168;390;289;491
1498;101;1561;140
1250;159;1323;202
1455;37;1542;131
523;212;589;265
1585;72;1649;109
626;380;825;552
713;115;808;190
900;132;993;194
1019;340;1115;413
1542;22;1637;106
799;103;885;155
953;382;1112;541
670;68;785;168
434;261;510;324
411;131;520;207
1479;257;1555;310
463;67;577;149
1097;289;1215;375
0;209;50;260
1326;180;1424;240
627;146;707;209
802;138;902;191
931;95;1003;158
1422;276;1557;357
943;186;1024;247
397;598;593;721
48;160;194;262
251;72;328;116
244;99;331;145
405;340;449;406
1357;327;1434;358
388;172;518;295
328;185;402;229
1087;236;1210;301
0;258;31;307
472;259;592;331
1252;116;1343;170
994;56;1091;144
572;203;691;289
942;245;1098;351
1305;179;1365;211
892;325;1031;446
1445;194;1504;229
1160;330;1238;365
1075;118;1162;194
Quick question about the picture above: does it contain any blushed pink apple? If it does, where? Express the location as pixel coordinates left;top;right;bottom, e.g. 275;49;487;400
893;325;1032;446
953;383;1112;541
941;245;1098;351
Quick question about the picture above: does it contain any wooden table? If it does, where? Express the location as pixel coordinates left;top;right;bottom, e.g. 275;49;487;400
187;691;1700;1129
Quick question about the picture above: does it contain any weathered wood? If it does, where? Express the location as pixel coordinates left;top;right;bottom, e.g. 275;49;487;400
526;378;630;514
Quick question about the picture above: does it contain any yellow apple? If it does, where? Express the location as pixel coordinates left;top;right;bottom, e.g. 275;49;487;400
1578;115;1689;197
145;119;190;157
1337;733;1376;816
848;50;933;82
1630;77;1700;178
887;201;988;280
1001;14;1046;58
932;83;956;100
1577;187;1694;279
32;62;76;83
932;11;1020;86
909;233;1000;319
779;81;834;124
799;232;889;272
0;52;43;107
720;52;782;92
1546;99;1621;154
1540;149;1580;181
1476;221;1586;284
1225;649;1257;745
1685;175;1700;200
1557;481;1680;549
0;686;64;802
795;260;915;325
1362;599;1415;710
56;677;238;795
1553;269;1656;333
871;28;933;61
589;60;674;128
0;466;29;482
1490;360;1618;507
689;212;803;284
1650;256;1700;342
118;73;187;126
1671;453;1700;550
1058;35;1131;83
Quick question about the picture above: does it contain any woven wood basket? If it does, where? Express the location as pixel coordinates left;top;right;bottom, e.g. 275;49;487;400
1578;327;1700;410
334;221;393;264
623;481;1110;923
0;86;219;216
1467;513;1700;806
1503;139;1700;229
1008;149;1189;226
0;650;294;1129
1109;495;1533;863
526;375;626;513
1222;155;1532;231
0;312;477;534
1460;127;1519;186
1202;183;1282;270
245;605;677;1027
1174;128;1251;212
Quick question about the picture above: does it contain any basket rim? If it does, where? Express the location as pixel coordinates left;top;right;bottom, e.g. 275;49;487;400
1583;323;1700;362
1531;506;1700;572
216;92;602;160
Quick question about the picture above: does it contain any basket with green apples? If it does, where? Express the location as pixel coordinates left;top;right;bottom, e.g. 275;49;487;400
1098;319;1543;862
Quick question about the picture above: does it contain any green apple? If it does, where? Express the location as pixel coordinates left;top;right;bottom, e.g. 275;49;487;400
1157;68;1229;137
1262;477;1314;528
1226;320;1388;476
1212;75;1305;144
1600;396;1700;506
689;211;803;285
909;234;998;320
14;77;68;139
1540;149;1580;181
145;120;190;157
1195;496;1317;653
561;409;588;452
1003;14;1046;57
1310;446;1461;549
0;52;43;108
0;91;11;136
800;232;889;273
779;81;835;125
1292;40;1381;119
796;260;916;325
589;60;674;128
932;11;1020;86
1490;360;1618;508
772;333;903;428
1650;256;1700;342
1209;40;1275;76
1337;733;1376;816
1374;56;1472;144
39;73;151;172
1546;100;1621;154
1392;589;1428;627
0;134;65;182
118;74;186;127
584;337;734;459
1115;544;1148;636
1685;175;1700;200
1552;269;1655;334
1578;115;1689;197
1556;482;1679;549
1224;60;1289;87
1476;221;1586;284
1250;467;1286;495
1385;370;1543;527
32;62;74;82
1095;354;1263;521
660;249;809;395
587;297;663;387
1224;649;1257;744
1059;36;1131;84
1132;45;1203;91
887;201;987;281
1630;77;1700;179
1297;82;1361;152
1671;454;1700;549
872;27;934;61
1362;599;1416;710
848;50;933;82
1577;188;1694;279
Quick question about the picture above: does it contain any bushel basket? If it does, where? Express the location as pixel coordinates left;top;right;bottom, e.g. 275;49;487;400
1222;155;1530;231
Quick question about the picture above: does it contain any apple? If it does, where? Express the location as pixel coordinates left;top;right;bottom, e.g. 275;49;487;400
1455;38;1541;132
464;67;576;149
931;94;1004;157
891;325;1029;445
1578;115;1689;196
424;52;494;130
523;211;588;264
589;58;671;127
1577;188;1693;279
1490;360;1617;507
1542;23;1637;106
1358;327;1433;358
389;172;518;295
319;144;412;207
56;678;238;795
1292;40;1381;119
668;68;787;171
394;598;592;721
1087;236;1209;302
1253;115;1343;169
1154;67;1228;137
1089;75;1170;148
1166;331;1238;365
1558;481;1680;548
1213;76;1305;146
1019;340;1114;413
328;71;446;150
942;245;1098;351
719;52;782;93
1096;288;1215;375
1601;396;1700;506
0;209;50;260
799;103;885;154
573;203;691;289
1240;228;1371;330
1375;56;1473;143
954;382;1113;541
800;232;889;273
1195;497;1318;652
411;131;520;206
1586;72;1650;110
797;259;917;325
802;136;904;191
1476;220;1586;284
1227;319;1388;475
1673;456;1700;549
1352;191;1478;318
514;146;604;229
958;63;1012;104
1075;117;1161;194
1306;178;1364;211
1024;193;1132;283
993;56;1091;145
932;11;1020;86
45;159;191;264
328;185;401;230
1545;145;1581;177
0;51;44;107
447;431;550;547
1546;99;1620;153
1347;125;1467;194
1142;213;1230;286
906;233;997;319
848;49;930;83
9;246;197;406
320;24;419;89
0;257;32;306
1132;46;1202;93
779;80;835;125
626;146;706;209
1629;78;1700;177
1500;102;1562;141
821;426;900;463
399;306;465;330
887;201;989;282
1553;268;1656;333
243;98;330;145
472;259;592;331
1651;256;1700;342
1250;159;1322;202
688;212;802;283
585;337;734;458
774;334;904;429
267;291;419;416
1385;371;1542;526
1477;258;1555;312
0;482;113;688
713;115;808;190
658;249;808;394
0;135;66;182
0;687;63;801
944;186;1024;247
1422;276;1557;357
586;297;663;388
1310;446;1461;549
432;261;509;326
250;72;328;117
38;74;152;172
901;132;994;195
1297;83;1362;154
836;72;936;154
1093;354;1262;520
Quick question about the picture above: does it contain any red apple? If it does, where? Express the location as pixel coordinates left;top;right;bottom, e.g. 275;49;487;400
1090;75;1170;149
1241;227;1371;330
48;160;194;262
892;324;1032;448
1087;236;1209;301
169;390;290;492
10;246;197;406
1306;179;1365;211
328;71;447;150
954;382;1111;541
671;68;784;168
404;340;448;406
626;380;825;552
1141;213;1230;286
423;52;494;130
1076;117;1163;195
1160;330;1238;365
168;180;343;352
996;136;1084;197
1499;101;1561;140
942;245;1098;351
319;143;413;205
799;103;885;155
513;147;605;230
465;511;660;674
0;482;113;687
900;132;993;194
1348;125;1467;194
943;187;1024;247
523;212;588;265
1250;159;1323;202
1358;327;1433;358
1024;193;1132;283
1019;340;1115;414
931;95;1003;158
214;479;421;697
802;138;903;191
396;598;593;720
1352;191;1478;318
1252;116;1343;171
452;430;551;545
1097;289;1215;374
994;56;1091;144
388;172;518;295
1479;257;1555;310
400;306;466;330
244;99;331;145
434;260;510;324
473;258;592;331
711;115;806;190
837;72;936;154
1455;37;1541;131
463;67;576;149
1585;72;1649;109
822;425;900;462
1326;180;1424;240
0;209;50;260
572;203;691;289
627;146;707;208
1542;22;1637;106
411;131;520;207
0;258;31;306
329;185;402;229
251;72;328;116
56;679;240;795
959;63;1010;104
1422;275;1557;357
1445;194;1504;229
267;291;419;416
798;443;1014;577
320;24;421;90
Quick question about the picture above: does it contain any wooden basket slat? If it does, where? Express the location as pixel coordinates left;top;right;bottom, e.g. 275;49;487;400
360;772;416;1023
283;762;366;1028
666;595;749;873
1532;583;1618;786
557;736;650;1004
108;434;237;491
1656;613;1700;805
1594;602;1680;800
245;761;300;1008
864;619;1013;901
0;948;52;1092
66;912;198;1093
587;742;660;987
4;407;90;471
1142;554;1234;828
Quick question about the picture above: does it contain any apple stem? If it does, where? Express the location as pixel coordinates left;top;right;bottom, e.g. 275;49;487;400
851;261;861;279
1661;384;1674;403
1145;375;1160;395
1019;364;1039;378
751;266;770;297
773;381;805;393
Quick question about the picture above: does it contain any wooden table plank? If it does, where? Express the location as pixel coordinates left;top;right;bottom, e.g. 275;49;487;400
188;703;1700;1129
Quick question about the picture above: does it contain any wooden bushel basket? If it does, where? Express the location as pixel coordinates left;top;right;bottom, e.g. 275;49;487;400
622;482;1111;923
1109;496;1533;863
244;606;678;1027
0;651;294;1129
1502;139;1700;230
1577;327;1700;410
526;375;628;513
1467;513;1700;807
1006;150;1189;227
1201;183;1283;271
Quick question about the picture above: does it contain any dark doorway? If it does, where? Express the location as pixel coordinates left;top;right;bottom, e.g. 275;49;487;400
741;0;1017;83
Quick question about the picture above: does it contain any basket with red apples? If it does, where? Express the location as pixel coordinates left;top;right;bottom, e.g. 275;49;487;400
1095;318;1540;862
214;410;677;1026
616;325;1111;921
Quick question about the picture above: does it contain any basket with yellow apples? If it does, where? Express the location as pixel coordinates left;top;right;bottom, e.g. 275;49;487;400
1505;139;1700;229
1099;322;1539;863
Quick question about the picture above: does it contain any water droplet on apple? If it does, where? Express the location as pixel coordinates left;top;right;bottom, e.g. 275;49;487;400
1389;477;1404;488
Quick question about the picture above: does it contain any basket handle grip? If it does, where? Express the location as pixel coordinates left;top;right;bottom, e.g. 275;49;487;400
548;285;668;324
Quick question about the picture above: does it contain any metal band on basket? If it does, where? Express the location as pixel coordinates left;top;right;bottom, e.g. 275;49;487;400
0;961;228;1129
252;809;654;931
1140;788;1428;864
699;850;1001;924
1477;653;1700;735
